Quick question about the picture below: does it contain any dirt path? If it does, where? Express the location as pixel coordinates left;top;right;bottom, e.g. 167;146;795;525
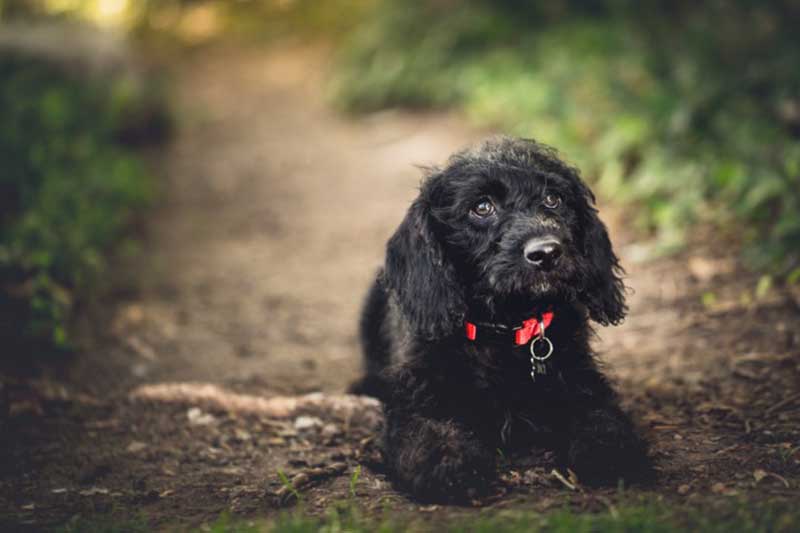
2;44;799;530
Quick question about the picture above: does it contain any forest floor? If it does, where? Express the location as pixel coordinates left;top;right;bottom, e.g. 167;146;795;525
1;44;800;531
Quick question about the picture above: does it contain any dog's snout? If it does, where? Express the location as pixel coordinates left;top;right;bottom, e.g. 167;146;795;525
523;238;562;269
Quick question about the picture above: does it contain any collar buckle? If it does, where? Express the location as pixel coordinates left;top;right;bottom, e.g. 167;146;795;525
464;310;554;346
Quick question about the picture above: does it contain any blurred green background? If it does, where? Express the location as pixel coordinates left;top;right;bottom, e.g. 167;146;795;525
1;0;799;354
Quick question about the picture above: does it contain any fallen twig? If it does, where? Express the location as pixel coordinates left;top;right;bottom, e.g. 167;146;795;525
765;392;800;415
714;444;739;456
275;462;348;505
550;468;578;491
754;469;791;489
768;472;791;489
732;368;763;381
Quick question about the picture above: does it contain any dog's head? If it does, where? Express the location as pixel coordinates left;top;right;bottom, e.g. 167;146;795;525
382;136;626;340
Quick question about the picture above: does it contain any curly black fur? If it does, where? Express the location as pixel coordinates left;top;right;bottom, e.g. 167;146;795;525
350;136;652;503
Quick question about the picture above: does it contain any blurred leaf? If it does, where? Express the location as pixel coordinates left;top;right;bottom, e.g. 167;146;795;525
755;275;773;301
701;291;717;309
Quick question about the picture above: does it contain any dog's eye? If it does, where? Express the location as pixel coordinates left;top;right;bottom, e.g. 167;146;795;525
542;192;561;209
471;199;496;218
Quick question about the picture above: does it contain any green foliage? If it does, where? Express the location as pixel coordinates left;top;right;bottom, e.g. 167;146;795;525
333;0;800;273
277;469;303;504
350;465;362;498
0;51;160;354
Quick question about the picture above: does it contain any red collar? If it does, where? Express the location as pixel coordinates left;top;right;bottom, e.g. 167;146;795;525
465;311;554;345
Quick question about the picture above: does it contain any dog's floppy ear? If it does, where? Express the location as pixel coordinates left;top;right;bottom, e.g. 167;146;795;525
381;195;466;340
578;190;627;326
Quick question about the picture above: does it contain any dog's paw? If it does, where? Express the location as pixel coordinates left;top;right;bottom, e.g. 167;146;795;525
410;452;493;504
387;418;496;503
566;409;654;486
566;439;653;487
565;429;655;487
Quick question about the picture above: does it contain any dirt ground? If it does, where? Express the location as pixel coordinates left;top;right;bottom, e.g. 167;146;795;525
2;44;799;531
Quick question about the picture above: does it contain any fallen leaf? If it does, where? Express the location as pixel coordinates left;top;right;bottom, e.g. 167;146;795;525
321;423;340;438
187;407;216;426
711;482;727;494
293;415;323;431
234;428;252;441
79;487;110;496
126;441;147;453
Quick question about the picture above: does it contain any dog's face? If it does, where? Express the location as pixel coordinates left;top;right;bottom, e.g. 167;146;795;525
428;156;585;307
383;137;626;339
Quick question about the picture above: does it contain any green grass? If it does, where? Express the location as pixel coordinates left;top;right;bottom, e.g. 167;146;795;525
0;49;167;355
331;0;800;276
55;498;800;532
350;465;362;499
277;469;303;504
281;500;799;533
205;499;800;533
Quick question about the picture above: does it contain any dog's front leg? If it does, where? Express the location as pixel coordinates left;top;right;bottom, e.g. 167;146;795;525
560;373;652;485
383;410;495;503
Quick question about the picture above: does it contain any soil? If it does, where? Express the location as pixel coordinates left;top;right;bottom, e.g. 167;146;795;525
2;44;799;531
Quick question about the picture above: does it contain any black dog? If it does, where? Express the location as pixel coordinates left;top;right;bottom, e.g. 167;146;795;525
351;136;651;502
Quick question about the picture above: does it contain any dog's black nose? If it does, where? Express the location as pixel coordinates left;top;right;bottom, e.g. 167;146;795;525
524;238;562;269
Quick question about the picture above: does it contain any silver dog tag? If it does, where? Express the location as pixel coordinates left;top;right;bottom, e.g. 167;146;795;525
529;321;554;382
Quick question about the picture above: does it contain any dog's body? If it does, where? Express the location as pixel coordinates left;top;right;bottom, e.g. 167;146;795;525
351;137;651;502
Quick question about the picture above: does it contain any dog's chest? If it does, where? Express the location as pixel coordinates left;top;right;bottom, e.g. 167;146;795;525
466;341;564;389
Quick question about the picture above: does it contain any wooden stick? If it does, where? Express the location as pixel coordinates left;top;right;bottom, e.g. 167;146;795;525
130;383;380;419
550;468;578;491
765;392;800;415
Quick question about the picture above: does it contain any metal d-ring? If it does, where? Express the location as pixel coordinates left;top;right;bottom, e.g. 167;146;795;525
530;316;553;361
530;336;553;361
